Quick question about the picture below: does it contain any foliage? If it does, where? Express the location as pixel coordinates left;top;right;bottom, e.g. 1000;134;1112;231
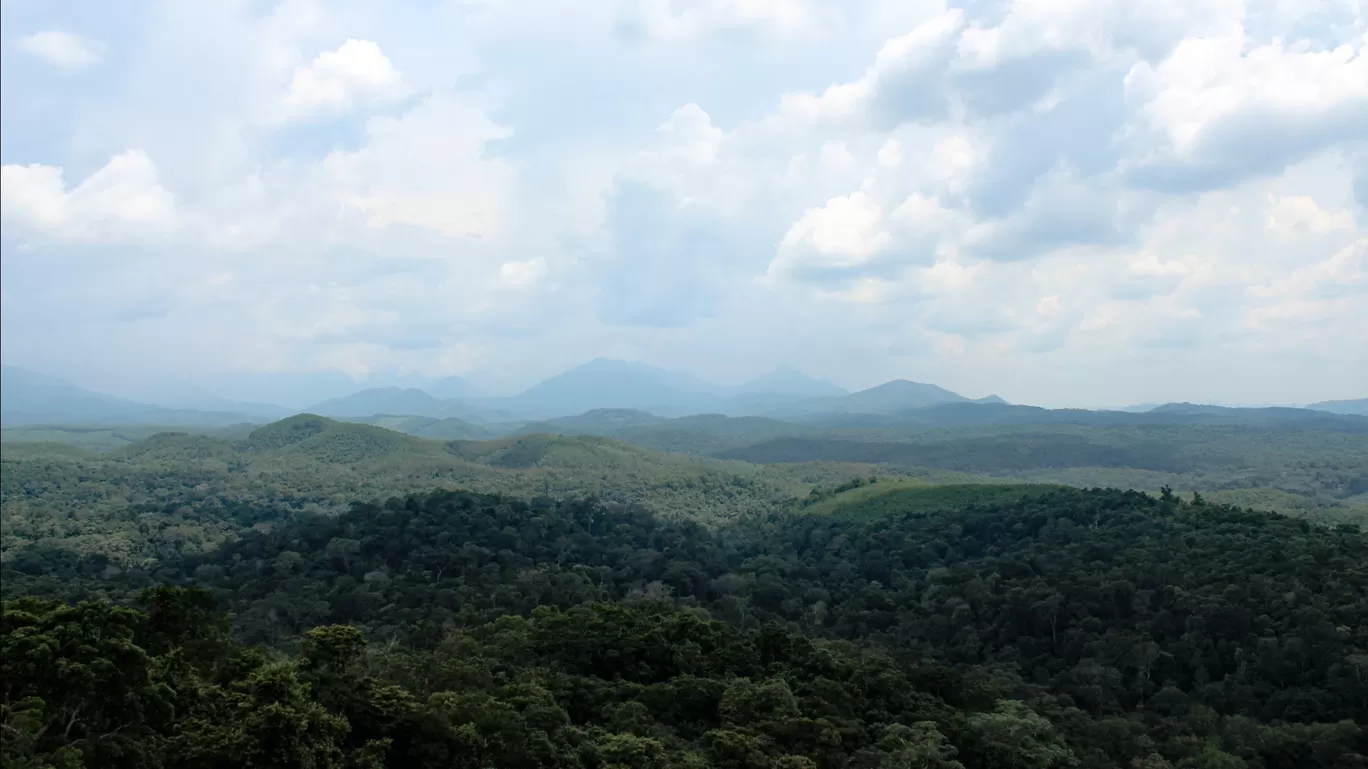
713;425;1368;526
6;486;1366;767
1;416;881;567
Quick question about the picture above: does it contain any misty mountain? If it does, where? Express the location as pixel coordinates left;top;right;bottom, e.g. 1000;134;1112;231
770;378;976;418
873;402;1368;429
0;365;259;427
733;365;848;398
490;359;729;418
87;376;292;419
1306;397;1368;416
308;387;484;421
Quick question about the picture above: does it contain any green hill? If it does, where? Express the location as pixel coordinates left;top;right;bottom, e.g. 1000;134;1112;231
713;425;1368;526
351;413;493;440
0;416;888;567
798;478;1064;517
2;423;255;453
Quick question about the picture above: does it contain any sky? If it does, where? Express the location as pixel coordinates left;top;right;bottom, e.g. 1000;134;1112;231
1;0;1365;409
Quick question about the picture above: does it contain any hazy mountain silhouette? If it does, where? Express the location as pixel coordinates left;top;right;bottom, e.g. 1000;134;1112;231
0;365;258;427
769;378;976;418
490;359;729;418
733;365;847;398
1306;397;1368;416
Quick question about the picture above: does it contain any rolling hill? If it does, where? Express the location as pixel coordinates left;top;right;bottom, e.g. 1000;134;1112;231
510;408;667;436
350;414;494;440
0;414;887;567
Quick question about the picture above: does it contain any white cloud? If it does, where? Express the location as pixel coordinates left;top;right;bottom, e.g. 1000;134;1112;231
499;257;548;287
1;151;177;242
2;0;1365;405
772;190;892;276
1266;194;1357;234
619;0;818;41
1124;30;1368;187
16;30;104;70
778;9;965;126
319;92;515;240
282;39;408;118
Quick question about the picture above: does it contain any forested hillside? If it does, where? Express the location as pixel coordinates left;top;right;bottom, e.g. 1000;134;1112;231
710;425;1368;526
0;415;897;567
8;410;1365;526
5;485;1366;767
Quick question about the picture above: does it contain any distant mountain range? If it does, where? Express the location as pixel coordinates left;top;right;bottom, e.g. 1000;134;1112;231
4;361;1364;433
466;359;854;419
766;379;1005;418
0;365;259;427
1306;398;1368;416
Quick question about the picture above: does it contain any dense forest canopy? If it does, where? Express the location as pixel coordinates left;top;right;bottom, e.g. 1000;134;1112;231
1;416;901;568
4;483;1366;767
3;410;1367;767
6;414;1366;534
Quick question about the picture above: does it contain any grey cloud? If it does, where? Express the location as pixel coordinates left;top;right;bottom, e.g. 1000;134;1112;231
1109;273;1185;302
963;66;1130;217
1349;146;1368;212
970;180;1128;262
922;304;1015;336
944;0;1010;26
1126;102;1368;193
592;180;774;327
863;17;965;130
951;50;1091;117
259;114;377;162
1020;326;1072;353
869;66;955;129
311;320;454;351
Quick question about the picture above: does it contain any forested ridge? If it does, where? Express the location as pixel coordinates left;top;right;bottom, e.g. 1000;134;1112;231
4;484;1366;768
7;416;1366;530
0;416;892;567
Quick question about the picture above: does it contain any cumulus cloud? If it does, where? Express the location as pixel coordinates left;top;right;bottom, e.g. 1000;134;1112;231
16;30;104;70
0;151;177;243
779;9;966;127
319;92;515;240
282;39;409;119
1123;31;1368;189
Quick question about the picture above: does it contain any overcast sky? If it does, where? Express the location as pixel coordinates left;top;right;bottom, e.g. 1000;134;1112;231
1;0;1365;407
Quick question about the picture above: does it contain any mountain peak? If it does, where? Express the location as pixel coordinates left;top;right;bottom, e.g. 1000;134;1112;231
308;387;478;420
739;366;847;398
507;359;722;418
